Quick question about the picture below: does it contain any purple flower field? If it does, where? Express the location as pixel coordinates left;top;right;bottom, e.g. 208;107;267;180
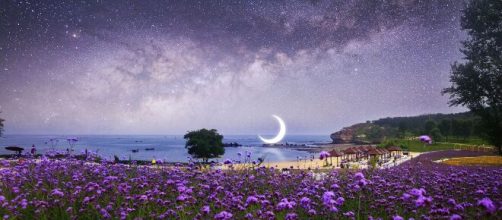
0;150;501;219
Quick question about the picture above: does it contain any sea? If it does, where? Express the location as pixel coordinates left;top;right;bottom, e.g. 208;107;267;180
0;135;332;162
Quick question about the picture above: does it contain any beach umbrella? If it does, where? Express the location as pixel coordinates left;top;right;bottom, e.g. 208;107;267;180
319;151;331;166
5;146;24;155
419;135;432;144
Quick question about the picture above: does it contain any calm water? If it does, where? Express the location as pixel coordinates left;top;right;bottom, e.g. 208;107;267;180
0;135;331;162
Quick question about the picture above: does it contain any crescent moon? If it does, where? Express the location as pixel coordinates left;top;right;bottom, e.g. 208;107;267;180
258;115;286;144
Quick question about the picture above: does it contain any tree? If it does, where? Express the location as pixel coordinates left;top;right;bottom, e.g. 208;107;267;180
398;121;407;138
424;120;436;135
443;0;502;155
458;120;473;140
438;119;451;141
430;128;443;142
451;119;461;138
184;128;224;162
366;126;385;143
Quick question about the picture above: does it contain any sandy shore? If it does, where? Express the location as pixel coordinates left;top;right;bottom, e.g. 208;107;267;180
258;151;423;170
2;152;424;171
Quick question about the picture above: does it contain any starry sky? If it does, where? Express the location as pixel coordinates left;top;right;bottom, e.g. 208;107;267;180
0;0;467;135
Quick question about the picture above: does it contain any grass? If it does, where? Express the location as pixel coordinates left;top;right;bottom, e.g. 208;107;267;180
384;139;494;153
441;137;490;145
442;156;502;166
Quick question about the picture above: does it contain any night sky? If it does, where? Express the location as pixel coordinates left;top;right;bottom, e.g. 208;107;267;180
0;0;467;135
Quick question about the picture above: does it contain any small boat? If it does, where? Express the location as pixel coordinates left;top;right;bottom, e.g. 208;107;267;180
145;148;155;151
132;149;139;153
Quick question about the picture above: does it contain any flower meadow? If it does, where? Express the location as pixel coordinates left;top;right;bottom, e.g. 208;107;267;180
0;150;501;219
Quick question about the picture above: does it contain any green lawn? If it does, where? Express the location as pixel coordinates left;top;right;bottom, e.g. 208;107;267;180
382;139;492;153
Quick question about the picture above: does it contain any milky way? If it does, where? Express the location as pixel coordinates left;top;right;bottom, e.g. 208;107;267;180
0;0;467;135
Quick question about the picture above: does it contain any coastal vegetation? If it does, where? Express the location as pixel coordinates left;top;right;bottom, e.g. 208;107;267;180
331;111;488;145
442;0;502;155
184;128;225;163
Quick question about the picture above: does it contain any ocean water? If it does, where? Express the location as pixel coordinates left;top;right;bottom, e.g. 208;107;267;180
0;135;331;162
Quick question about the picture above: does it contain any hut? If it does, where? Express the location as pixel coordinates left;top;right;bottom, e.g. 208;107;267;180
367;148;382;158
343;147;357;161
328;150;344;167
386;146;403;157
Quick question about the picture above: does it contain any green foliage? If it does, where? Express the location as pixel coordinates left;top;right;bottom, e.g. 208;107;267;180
398;121;407;138
391;140;454;152
438;119;451;140
378;139;397;148
442;0;502;154
369;156;378;169
424;120;436;135
343;112;482;143
184;128;224;162
366;125;385;143
430;128;443;142
373;112;479;134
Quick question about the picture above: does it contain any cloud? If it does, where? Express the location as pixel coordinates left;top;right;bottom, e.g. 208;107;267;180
0;0;467;134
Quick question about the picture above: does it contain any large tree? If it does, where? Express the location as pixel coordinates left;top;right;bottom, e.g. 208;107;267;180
424;120;437;135
443;0;502;154
184;128;224;162
438;119;451;141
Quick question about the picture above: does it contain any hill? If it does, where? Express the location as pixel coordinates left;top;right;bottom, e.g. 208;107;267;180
330;111;482;144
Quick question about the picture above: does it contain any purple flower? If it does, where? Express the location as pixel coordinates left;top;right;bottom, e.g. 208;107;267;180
51;188;64;197
336;197;345;206
201;205;210;214
392;215;404;220
177;194;187;201
322;191;336;206
277;198;296;210
246;196;258;205
285;212;298;220
343;211;355;217
331;183;339;190
409;188;425;197
214;211;233;220
402;193;411;200
299;197;311;208
449;214;462;220
354;172;364;179
477;197;496;214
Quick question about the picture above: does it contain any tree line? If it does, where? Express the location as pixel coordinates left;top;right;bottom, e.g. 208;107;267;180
369;111;483;142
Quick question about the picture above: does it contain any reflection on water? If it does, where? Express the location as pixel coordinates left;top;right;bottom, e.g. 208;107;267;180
0;135;330;162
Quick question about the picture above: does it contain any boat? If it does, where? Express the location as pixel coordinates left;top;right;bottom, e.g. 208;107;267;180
145;148;155;151
132;149;139;153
